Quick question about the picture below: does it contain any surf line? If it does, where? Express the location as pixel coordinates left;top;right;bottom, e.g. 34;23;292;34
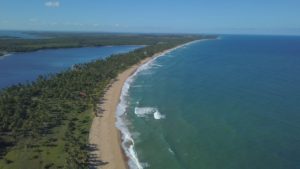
115;40;202;169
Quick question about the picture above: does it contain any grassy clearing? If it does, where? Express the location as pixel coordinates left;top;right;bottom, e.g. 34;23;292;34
0;107;93;169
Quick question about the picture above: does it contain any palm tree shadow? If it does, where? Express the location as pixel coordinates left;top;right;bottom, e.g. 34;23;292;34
88;143;109;169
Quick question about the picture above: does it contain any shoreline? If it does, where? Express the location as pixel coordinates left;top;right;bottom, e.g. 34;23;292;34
0;52;11;60
89;40;199;169
0;45;144;59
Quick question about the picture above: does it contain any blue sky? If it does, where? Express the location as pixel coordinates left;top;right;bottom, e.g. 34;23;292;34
0;0;299;35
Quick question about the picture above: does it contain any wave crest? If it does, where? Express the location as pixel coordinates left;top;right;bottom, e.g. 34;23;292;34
135;107;165;120
115;40;200;169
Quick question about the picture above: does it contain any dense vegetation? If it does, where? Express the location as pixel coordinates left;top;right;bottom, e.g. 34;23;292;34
0;32;213;55
0;33;215;169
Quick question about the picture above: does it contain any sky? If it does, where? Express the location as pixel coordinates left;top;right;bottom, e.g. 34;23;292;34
0;0;300;35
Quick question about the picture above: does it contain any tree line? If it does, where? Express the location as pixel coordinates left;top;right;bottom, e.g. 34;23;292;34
0;34;216;168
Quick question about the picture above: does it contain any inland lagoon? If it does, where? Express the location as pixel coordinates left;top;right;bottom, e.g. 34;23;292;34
0;45;141;88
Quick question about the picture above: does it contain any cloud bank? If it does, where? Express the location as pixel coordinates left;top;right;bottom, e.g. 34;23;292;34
45;1;60;8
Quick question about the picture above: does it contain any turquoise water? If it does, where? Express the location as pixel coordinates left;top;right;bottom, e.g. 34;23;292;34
123;36;300;169
0;45;141;88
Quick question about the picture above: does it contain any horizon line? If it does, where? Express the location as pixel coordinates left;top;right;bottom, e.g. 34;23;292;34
0;29;300;37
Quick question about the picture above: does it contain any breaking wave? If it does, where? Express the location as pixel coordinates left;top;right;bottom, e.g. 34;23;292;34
115;54;163;169
115;40;199;169
134;107;165;120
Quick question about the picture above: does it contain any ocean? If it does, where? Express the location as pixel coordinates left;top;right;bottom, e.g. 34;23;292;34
118;35;300;169
0;45;141;88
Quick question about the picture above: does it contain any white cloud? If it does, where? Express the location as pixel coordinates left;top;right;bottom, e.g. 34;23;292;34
45;1;60;8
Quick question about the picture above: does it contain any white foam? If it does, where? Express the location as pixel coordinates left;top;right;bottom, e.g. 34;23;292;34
134;107;165;120
168;148;175;155
135;107;156;117
152;63;163;67
132;85;143;88
115;63;153;169
115;40;203;169
0;53;12;60
153;111;166;120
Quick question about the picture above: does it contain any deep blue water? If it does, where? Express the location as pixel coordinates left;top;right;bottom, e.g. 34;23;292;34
124;35;300;169
0;46;140;88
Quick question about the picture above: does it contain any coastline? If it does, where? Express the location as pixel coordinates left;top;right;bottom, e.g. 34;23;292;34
89;40;199;169
0;52;11;60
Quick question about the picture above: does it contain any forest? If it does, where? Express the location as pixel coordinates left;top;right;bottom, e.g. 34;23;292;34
0;32;214;55
0;33;216;169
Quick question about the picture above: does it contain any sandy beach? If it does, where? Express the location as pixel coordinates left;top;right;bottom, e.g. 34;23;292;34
88;56;157;169
89;42;195;169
